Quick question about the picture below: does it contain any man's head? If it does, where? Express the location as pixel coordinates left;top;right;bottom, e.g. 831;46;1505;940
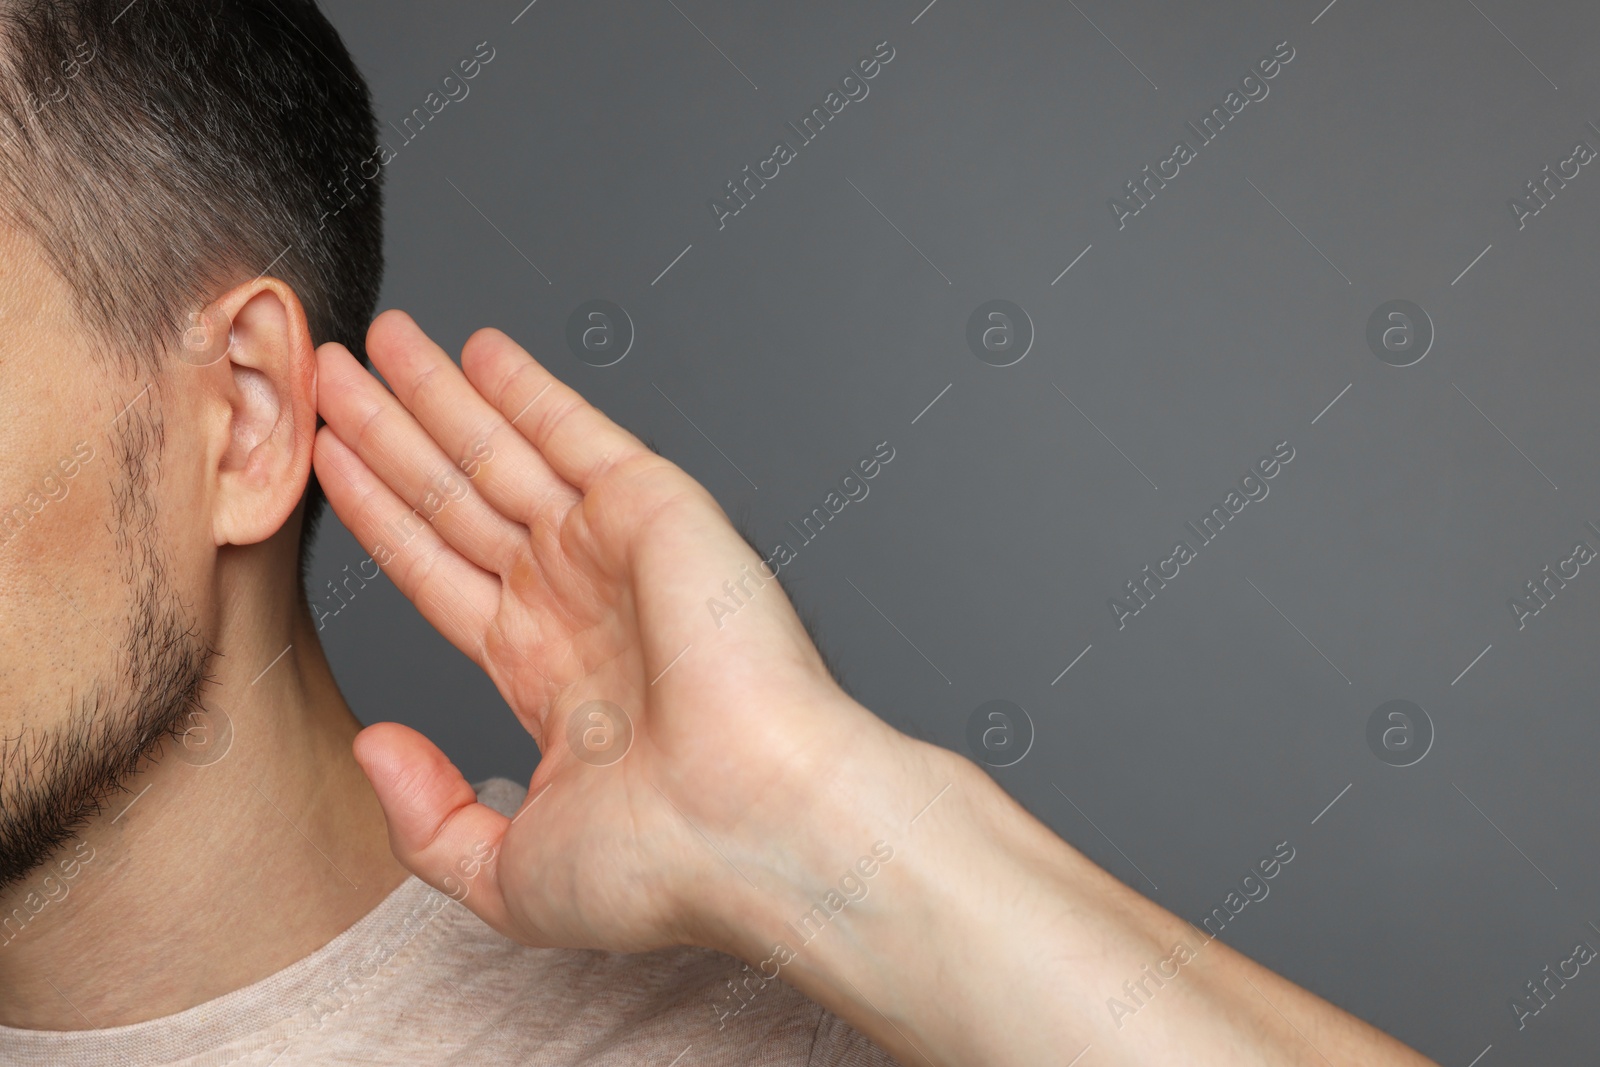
0;0;382;889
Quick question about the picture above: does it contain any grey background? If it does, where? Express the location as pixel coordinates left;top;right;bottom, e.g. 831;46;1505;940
305;1;1600;1062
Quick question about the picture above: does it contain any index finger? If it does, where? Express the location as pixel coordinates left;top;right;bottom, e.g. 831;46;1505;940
361;310;581;529
459;326;651;494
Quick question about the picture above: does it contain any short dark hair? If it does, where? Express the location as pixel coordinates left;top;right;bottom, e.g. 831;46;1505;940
0;0;383;588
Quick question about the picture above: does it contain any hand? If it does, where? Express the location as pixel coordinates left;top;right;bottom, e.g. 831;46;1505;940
314;312;1443;1067
312;310;914;955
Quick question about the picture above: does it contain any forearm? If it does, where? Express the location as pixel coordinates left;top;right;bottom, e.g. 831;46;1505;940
707;710;1436;1067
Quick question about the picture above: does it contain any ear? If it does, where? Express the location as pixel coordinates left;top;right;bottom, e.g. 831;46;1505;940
198;277;317;547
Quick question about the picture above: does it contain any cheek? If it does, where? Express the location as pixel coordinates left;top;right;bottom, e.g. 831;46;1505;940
0;471;122;736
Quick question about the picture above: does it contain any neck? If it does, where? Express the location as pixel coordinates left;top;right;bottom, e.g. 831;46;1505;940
0;583;410;1029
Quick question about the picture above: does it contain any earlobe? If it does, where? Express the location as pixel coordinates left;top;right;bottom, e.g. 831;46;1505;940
205;279;317;548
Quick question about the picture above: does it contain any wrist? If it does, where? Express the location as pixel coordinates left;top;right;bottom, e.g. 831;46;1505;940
687;700;1174;1065
684;693;954;957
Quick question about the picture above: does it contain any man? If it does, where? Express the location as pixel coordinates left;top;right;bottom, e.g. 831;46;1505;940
0;1;1440;1064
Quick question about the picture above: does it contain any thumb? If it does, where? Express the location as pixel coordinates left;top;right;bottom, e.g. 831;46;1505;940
353;721;516;935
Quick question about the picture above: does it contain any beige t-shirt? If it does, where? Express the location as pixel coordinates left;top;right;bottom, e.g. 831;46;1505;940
0;779;899;1066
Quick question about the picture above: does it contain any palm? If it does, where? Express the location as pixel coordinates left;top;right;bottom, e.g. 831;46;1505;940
486;462;817;950
313;311;852;952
